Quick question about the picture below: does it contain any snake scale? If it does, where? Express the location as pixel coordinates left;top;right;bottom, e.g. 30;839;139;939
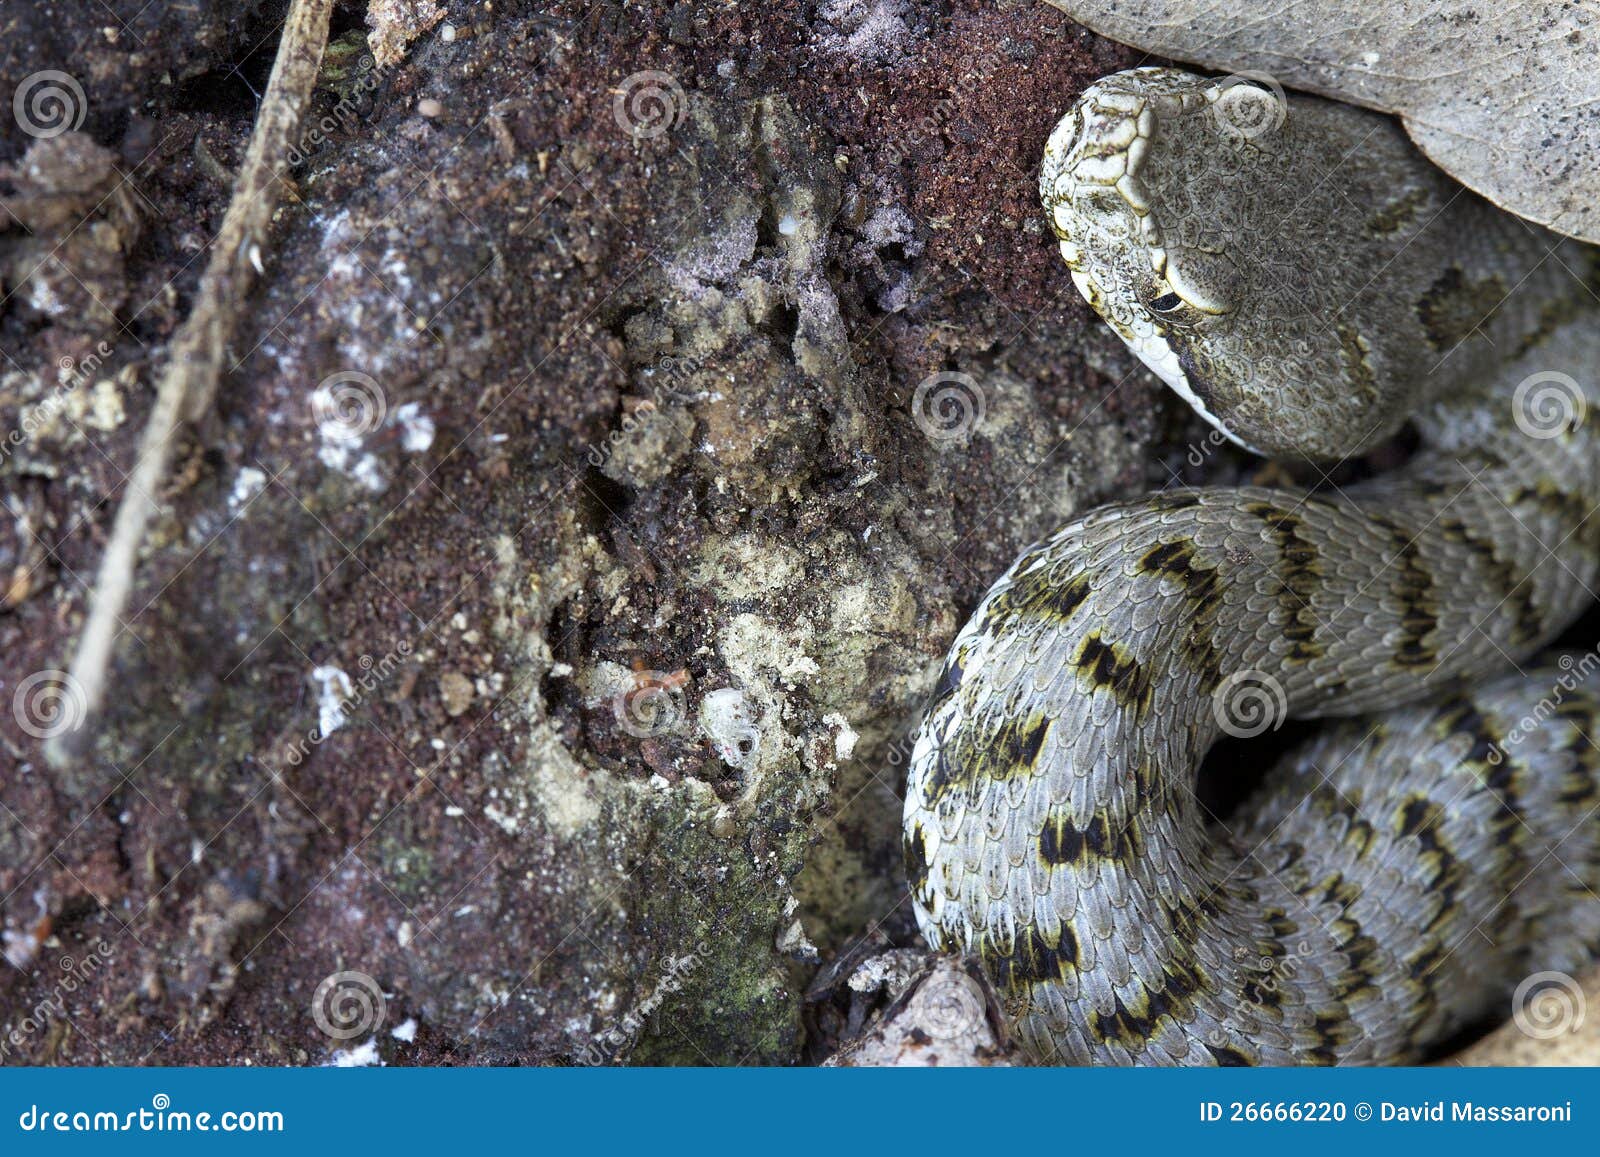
903;68;1600;1064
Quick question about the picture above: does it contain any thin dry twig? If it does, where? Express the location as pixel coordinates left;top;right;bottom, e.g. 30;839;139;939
47;0;336;768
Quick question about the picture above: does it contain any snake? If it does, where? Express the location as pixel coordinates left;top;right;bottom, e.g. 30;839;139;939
902;67;1600;1065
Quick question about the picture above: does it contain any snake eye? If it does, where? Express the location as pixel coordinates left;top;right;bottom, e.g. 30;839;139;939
1149;291;1183;313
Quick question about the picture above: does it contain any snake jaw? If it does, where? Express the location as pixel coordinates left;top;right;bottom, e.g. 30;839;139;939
1071;263;1259;455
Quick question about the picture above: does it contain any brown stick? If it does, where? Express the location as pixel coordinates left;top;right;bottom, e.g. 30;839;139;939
47;0;335;768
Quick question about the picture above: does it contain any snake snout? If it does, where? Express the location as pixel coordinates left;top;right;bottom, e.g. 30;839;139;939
1038;107;1082;198
1039;86;1153;239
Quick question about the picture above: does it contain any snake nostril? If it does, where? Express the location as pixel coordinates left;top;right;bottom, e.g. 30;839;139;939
1149;291;1183;312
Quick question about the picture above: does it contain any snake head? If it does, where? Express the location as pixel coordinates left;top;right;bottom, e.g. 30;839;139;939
1040;68;1433;462
1041;69;1260;447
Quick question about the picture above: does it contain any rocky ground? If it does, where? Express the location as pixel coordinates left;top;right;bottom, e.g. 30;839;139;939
0;0;1249;1064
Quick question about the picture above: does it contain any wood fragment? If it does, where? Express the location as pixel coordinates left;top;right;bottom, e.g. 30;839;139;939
47;0;336;769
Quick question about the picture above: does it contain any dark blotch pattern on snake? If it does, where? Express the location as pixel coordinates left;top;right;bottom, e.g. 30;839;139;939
902;69;1600;1064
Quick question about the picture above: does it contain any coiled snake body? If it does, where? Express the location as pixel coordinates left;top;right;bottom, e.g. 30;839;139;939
903;69;1600;1064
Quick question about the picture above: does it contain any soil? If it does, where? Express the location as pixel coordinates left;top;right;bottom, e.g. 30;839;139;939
0;0;1206;1064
